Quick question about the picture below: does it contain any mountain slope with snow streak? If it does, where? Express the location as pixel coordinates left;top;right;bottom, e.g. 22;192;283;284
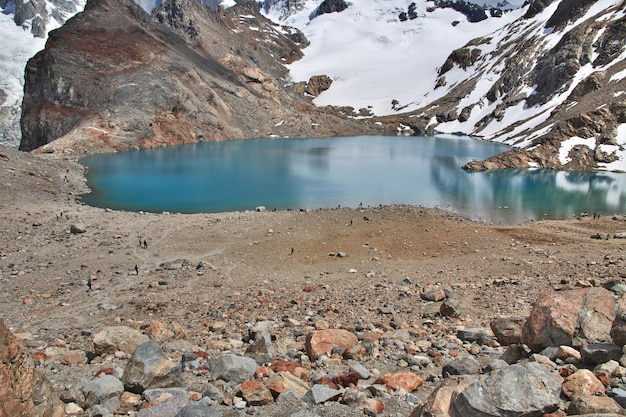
266;0;626;171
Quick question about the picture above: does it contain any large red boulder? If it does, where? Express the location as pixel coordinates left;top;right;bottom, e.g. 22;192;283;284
522;288;615;351
305;329;358;361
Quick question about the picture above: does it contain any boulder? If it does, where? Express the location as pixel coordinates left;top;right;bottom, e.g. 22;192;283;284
238;380;274;406
456;327;494;344
305;329;358;361
266;371;310;398
208;353;259;384
82;374;124;413
440;298;462;318
581;343;622;364
561;369;606;398
92;325;149;356
122;341;183;394
409;375;477;417
490;316;525;345
304;75;333;97
522;288;616;351
136;393;187;417
174;398;220;417
451;362;561;416
70;223;87;234
311;0;348;18
373;370;423;392
567;394;623;414
363;397;385;415
611;294;626;345
303;384;342;404
0;319;64;417
442;357;481;377
421;288;447;302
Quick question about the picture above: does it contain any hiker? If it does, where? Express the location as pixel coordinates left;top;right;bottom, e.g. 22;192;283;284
87;278;92;292
143;239;148;249
134;265;139;275
139;238;142;247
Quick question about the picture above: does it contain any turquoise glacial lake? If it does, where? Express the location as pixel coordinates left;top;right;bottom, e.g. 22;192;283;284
79;135;626;224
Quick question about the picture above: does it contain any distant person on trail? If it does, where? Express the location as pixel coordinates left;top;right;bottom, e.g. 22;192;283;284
135;265;139;275
139;238;142;247
144;239;148;249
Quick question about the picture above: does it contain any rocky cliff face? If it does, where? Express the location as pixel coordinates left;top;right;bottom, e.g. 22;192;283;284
19;0;377;154
0;319;64;417
379;0;626;171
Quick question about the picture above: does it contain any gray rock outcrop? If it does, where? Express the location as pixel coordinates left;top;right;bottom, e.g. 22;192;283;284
122;341;183;393
208;353;259;384
451;362;562;416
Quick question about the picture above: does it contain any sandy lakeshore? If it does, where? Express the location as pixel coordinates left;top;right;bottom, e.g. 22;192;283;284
2;143;626;415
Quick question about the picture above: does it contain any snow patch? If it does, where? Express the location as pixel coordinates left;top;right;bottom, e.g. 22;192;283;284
558;137;596;165
610;68;626;82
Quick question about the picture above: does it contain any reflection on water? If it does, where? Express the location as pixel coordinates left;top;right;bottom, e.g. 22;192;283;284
80;136;626;224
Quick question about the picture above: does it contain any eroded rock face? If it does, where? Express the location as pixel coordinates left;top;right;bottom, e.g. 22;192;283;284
19;0;376;155
0;319;63;417
451;362;562;416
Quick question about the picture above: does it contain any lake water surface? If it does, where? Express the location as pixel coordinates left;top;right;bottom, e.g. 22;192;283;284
80;135;626;223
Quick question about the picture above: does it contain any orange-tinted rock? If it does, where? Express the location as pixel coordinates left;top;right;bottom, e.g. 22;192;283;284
254;366;273;379
266;371;310;398
567;394;623;414
145;322;174;343
60;349;88;365
270;359;301;372
562;369;606;398
374;370;423;392
363;398;385;415
239;380;274;406
316;375;338;389
409;375;475;417
305;329;358;361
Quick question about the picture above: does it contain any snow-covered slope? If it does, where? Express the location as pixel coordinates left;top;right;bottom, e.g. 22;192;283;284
264;0;527;116
264;0;626;172
0;0;85;147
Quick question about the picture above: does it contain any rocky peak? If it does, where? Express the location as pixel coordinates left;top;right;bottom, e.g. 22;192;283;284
19;0;375;154
10;0;83;38
545;0;598;31
311;0;348;18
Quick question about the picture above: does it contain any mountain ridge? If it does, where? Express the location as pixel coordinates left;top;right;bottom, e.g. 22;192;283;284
272;0;626;171
18;0;379;155
6;0;626;172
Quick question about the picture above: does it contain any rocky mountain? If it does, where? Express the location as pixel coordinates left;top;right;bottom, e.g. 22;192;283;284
18;0;378;154
396;0;626;172
270;0;626;171
12;0;626;172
